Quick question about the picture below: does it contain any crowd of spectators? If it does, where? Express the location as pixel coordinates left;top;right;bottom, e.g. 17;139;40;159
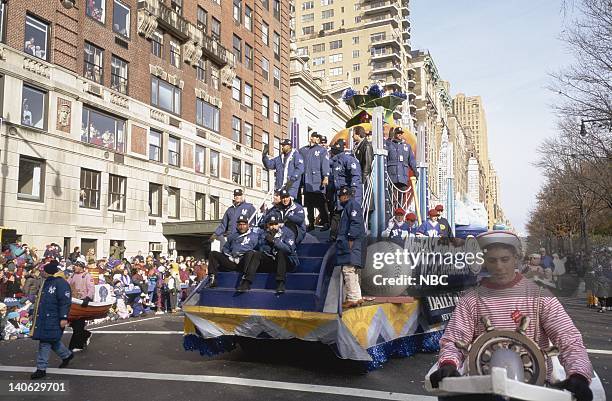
0;241;208;341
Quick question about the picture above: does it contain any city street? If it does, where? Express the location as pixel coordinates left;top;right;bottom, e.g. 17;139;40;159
0;296;610;401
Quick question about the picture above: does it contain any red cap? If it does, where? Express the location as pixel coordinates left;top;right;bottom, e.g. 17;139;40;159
428;209;440;217
394;207;405;215
405;213;417;221
435;204;444;212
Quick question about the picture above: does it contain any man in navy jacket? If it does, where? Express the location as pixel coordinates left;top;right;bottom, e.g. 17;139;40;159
211;189;256;240
207;216;259;289
278;188;306;244
299;132;331;231
30;260;74;379
262;138;304;199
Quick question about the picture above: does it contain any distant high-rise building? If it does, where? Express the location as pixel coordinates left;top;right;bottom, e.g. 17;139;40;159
467;157;481;203
452;94;489;170
293;0;416;126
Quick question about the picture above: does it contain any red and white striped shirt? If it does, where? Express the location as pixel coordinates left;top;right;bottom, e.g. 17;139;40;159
438;274;592;382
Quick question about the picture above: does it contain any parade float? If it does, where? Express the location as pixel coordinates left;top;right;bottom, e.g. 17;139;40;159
182;84;452;370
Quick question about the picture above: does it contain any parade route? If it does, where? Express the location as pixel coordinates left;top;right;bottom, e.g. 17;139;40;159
0;297;610;401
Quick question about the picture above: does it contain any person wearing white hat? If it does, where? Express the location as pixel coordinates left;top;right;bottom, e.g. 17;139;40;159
430;231;594;401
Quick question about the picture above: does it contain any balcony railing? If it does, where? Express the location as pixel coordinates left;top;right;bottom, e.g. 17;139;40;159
363;14;400;28
137;0;233;67
362;0;399;13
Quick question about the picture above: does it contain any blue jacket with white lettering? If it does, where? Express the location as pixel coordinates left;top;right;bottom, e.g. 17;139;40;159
222;228;259;258
299;144;330;193
31;274;71;342
384;139;417;185
263;149;305;198
278;200;306;243
330;151;363;207
336;198;365;268
214;202;256;236
257;226;299;267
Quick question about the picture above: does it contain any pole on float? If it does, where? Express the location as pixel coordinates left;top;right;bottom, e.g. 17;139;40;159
446;142;455;233
370;106;386;238
416;124;428;224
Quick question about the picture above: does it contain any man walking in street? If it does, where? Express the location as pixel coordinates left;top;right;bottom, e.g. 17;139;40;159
30;260;73;379
299;132;330;231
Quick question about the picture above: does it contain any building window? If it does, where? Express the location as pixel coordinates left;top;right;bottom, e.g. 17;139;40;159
296;47;308;56
302;1;314;10
195;192;206;221
302;26;314;35
151;30;163;57
273;101;280;124
80;169;101;209
197;6;208;31
24;15;49;61
261;57;270;80
195;145;206;174
149;183;162;216
322;10;334;19
245;6;253;30
86;0;105;23
262;22;269;45
196;98;220;132
81;106;125;152
244;122;253;147
329;67;342;76
312;43;325;53
18;156;45;201
245;44;253;70
209;195;219;219
273;31;281;60
312;69;325;78
329;53;342;63
232;77;241;101
353;77;361;85
232;116;241;143
232;158;241;184
273;0;281;20
210;64;220;90
84;42;104;84
322;22;334;31
352;49;360;58
245;162;253;188
233;35;242;63
151;76;181;115
262;95;269;118
170;40;181;68
21;85;46;129
149;129;162;162
113;0;130;38
210;150;219;177
168;187;180;218
108;174;126;212
321;0;333;5
111;55;128;94
244;83;253;108
352;36;359;45
168;136;180;166
233;0;242;23
211;18;221;41
312;56;325;66
302;14;314;23
355;16;361;23
329;40;342;49
0;4;5;43
274;137;280;156
170;0;182;14
273;67;281;89
196;59;206;82
262;0;269;11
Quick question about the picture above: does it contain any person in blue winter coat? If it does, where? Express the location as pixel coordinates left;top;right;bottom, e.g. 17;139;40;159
329;139;362;240
278;188;306;244
384;127;418;188
30;260;74;379
211;189;256;240
241;213;299;294
206;216;259;289
259;190;283;229
262;138;304;199
336;186;366;309
417;209;442;237
299;131;331;231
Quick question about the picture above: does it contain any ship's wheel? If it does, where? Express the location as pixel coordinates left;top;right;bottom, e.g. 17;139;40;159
456;316;558;386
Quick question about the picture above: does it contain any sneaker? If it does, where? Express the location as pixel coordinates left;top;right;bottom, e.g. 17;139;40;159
598;308;606;313
71;348;84;353
58;353;74;368
30;370;46;380
320;224;331;232
205;275;217;288
275;281;286;294
155;311;165;315
237;279;251;293
86;333;92;347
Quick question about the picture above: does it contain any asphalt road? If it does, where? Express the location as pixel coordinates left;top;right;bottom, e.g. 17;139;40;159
0;296;609;401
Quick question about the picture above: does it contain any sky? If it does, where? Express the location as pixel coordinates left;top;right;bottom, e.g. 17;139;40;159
410;0;575;234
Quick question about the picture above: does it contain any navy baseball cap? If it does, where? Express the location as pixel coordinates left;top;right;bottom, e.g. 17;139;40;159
279;188;290;198
338;186;351;196
280;138;292;146
233;189;243;197
320;136;328;144
236;215;249;224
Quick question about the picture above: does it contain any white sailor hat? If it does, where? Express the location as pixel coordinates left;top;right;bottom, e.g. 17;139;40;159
476;230;521;254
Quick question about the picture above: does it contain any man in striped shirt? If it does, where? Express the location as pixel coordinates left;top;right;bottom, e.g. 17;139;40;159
430;231;593;401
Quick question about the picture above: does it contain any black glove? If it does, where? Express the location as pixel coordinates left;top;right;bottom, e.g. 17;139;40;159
552;374;593;401
429;363;460;389
413;170;419;179
262;143;269;156
265;233;275;245
81;297;92;307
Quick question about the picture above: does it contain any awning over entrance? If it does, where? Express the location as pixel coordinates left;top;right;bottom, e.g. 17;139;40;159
162;220;221;237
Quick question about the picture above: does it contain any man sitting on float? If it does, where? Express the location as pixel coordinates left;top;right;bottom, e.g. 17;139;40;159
429;230;594;401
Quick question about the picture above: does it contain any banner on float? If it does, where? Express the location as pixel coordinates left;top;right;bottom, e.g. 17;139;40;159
94;284;116;304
